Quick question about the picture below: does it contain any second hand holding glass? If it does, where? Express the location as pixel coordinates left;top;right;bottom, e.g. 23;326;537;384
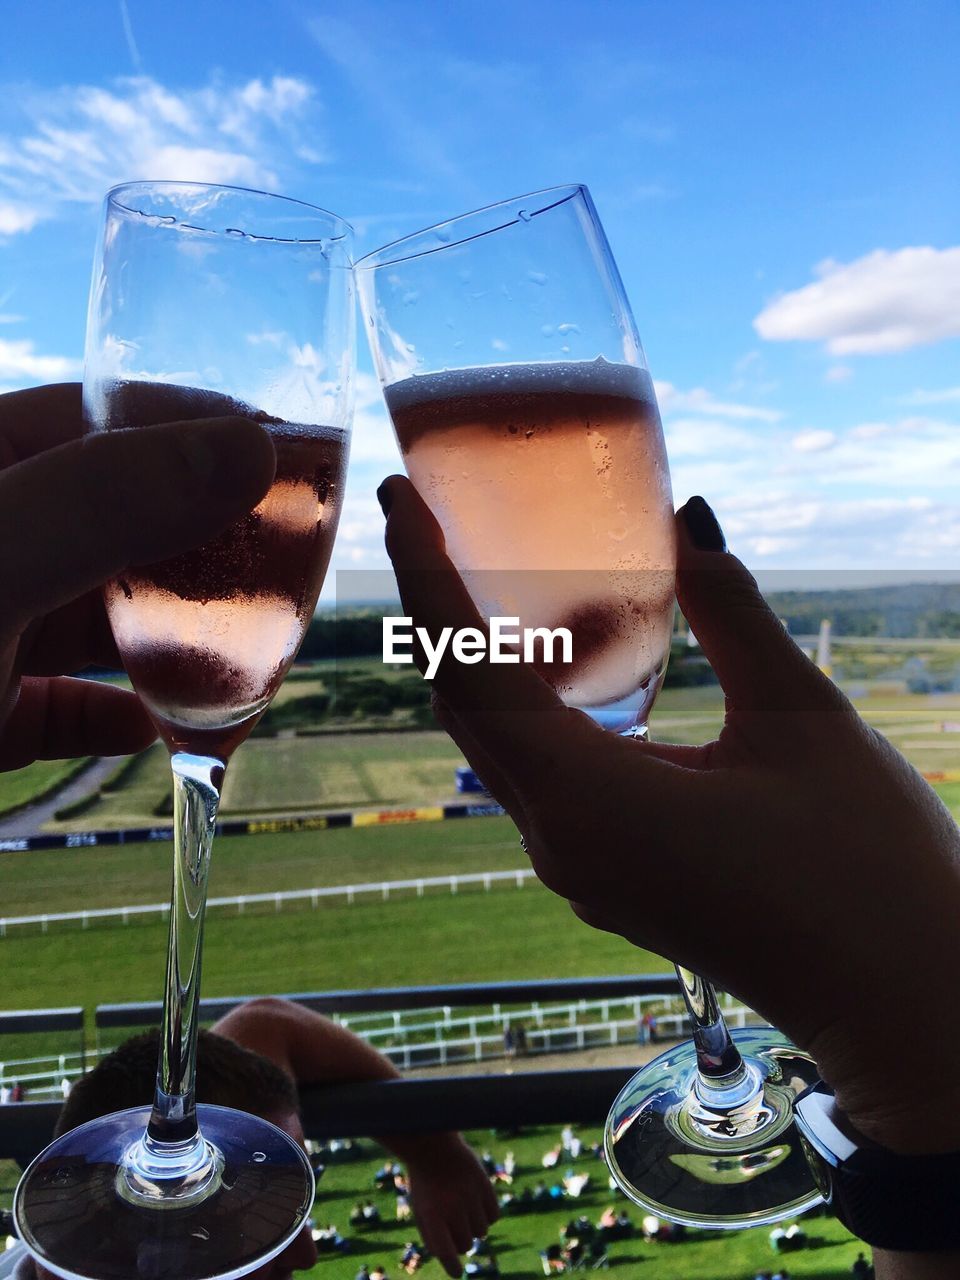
358;185;822;1229
14;182;354;1280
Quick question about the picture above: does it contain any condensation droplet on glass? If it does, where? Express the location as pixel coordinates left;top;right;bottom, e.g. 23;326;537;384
557;323;580;335
405;343;416;353
541;324;555;338
253;1151;267;1163
435;227;452;243
402;290;419;306
192;1228;211;1241
527;270;548;286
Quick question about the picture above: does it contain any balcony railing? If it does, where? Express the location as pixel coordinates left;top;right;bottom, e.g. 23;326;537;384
0;975;681;1167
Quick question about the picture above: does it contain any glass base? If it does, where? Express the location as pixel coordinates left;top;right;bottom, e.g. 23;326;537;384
14;1104;315;1280
605;1026;823;1229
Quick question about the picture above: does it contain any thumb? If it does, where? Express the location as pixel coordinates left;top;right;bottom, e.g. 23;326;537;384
0;417;276;634
676;496;837;710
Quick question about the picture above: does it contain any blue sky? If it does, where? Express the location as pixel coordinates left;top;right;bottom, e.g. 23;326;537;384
1;0;958;581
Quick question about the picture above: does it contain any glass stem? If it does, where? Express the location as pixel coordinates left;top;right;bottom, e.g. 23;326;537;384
675;965;748;1094
149;753;224;1144
119;754;226;1205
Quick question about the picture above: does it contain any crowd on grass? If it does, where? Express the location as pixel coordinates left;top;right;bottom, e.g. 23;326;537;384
295;1121;873;1279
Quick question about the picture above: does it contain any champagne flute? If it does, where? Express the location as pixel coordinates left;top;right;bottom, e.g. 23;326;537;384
357;185;822;1228
14;182;354;1280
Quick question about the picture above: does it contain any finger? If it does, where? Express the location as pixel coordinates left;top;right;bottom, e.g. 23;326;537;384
0;417;276;635
381;475;598;795
419;1219;462;1279
19;595;122;675
635;739;715;770
0;677;155;770
472;1179;500;1232
432;693;527;822
676;497;842;711
0;384;82;466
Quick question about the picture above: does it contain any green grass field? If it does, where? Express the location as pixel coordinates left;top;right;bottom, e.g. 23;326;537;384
3;683;949;1274
0;756;92;818
0;872;669;1035
0;1122;868;1278
0;816;524;916
258;1123;866;1280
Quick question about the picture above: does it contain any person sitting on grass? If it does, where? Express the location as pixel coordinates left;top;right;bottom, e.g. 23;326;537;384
399;1241;425;1273
561;1169;589;1198
312;1223;349;1254
539;1242;566;1274
12;996;496;1280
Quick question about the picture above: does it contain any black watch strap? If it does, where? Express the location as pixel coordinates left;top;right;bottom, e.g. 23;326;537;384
795;1080;960;1252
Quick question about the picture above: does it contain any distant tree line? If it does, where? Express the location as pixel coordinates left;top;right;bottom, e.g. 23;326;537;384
764;584;960;639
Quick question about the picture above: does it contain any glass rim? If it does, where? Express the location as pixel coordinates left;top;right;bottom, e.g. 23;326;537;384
354;183;587;271
105;180;354;245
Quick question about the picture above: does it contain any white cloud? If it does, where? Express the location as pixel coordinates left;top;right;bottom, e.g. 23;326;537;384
824;365;853;384
717;491;960;566
654;380;781;422
0;337;80;384
0;75;326;231
348;371;402;467
900;386;960;405
754;246;960;354
0;201;43;235
792;429;837;453
661;370;960;569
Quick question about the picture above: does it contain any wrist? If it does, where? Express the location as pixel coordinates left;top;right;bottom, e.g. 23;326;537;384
796;1081;960;1255
380;1130;466;1166
810;1011;960;1155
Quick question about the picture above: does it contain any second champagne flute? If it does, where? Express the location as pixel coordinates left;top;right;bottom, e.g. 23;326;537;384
14;182;354;1280
357;185;822;1230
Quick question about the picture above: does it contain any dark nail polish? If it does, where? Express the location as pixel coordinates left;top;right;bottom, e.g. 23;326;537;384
376;480;393;516
682;496;726;552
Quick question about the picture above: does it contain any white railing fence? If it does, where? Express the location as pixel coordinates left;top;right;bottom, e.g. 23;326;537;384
0;869;537;937
1;995;758;1100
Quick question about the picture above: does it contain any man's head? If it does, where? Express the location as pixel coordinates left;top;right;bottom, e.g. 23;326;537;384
27;1028;316;1280
56;1028;299;1136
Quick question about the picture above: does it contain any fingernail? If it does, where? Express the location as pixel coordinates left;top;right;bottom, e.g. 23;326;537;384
377;479;393;516
681;496;727;552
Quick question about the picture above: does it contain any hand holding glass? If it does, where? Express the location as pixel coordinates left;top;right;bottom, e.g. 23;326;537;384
14;182;354;1280
358;185;821;1228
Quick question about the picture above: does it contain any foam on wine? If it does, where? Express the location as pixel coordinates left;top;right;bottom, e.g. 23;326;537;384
386;360;675;723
